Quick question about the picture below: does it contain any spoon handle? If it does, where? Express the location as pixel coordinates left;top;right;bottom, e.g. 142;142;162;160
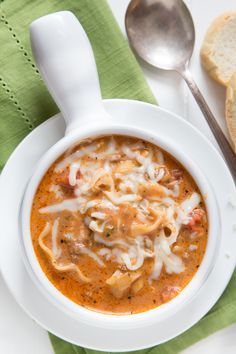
181;67;236;180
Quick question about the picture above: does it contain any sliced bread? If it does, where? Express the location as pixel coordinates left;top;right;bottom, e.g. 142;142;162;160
201;12;236;87
226;73;236;152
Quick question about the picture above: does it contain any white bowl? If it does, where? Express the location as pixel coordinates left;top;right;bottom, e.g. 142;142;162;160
20;11;220;332
21;122;220;330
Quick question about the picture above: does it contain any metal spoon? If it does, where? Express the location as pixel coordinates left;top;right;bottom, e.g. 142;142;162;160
125;0;236;180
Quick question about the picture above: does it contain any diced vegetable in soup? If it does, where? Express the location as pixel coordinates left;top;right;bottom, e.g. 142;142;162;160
31;136;208;314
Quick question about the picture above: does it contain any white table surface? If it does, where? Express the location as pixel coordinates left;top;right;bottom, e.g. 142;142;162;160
0;0;235;353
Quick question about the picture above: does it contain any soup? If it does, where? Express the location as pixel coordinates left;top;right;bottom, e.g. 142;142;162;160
31;136;208;314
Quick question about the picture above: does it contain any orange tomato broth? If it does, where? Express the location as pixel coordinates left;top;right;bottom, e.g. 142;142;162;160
31;136;208;314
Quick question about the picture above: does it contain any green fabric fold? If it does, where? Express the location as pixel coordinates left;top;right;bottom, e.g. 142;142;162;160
0;1;235;353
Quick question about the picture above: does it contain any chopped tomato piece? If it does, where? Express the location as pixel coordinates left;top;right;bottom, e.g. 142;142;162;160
76;170;81;179
57;172;75;196
160;286;180;302
188;208;205;231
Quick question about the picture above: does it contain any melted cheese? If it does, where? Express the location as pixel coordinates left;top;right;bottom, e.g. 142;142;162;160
55;143;98;172
89;220;106;233
69;162;80;186
150;232;185;280
177;192;201;225
37;136;204;284
91;212;107;220
79;247;105;267
104;191;140;204
39;197;86;214
94;233;129;248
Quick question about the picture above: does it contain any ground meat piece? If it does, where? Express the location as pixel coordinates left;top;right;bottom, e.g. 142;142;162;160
171;169;183;181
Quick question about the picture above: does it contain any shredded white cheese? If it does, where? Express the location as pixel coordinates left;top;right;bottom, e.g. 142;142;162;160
91;212;107;220
79;247;104;267
89;220;106;233
55;143;98;172
69;161;80;186
104;191;140;204
39;137;204;283
39;197;86;214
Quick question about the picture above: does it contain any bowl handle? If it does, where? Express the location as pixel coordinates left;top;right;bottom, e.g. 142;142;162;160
30;11;109;135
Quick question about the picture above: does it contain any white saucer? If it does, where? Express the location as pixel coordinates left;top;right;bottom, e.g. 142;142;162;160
0;99;235;352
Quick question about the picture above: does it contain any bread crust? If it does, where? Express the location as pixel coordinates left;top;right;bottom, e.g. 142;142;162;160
200;12;236;87
226;73;236;152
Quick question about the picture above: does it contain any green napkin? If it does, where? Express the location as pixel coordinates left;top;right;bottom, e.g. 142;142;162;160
0;0;235;353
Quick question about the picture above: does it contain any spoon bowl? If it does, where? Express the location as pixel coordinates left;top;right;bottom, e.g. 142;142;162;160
125;0;236;180
125;0;195;71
